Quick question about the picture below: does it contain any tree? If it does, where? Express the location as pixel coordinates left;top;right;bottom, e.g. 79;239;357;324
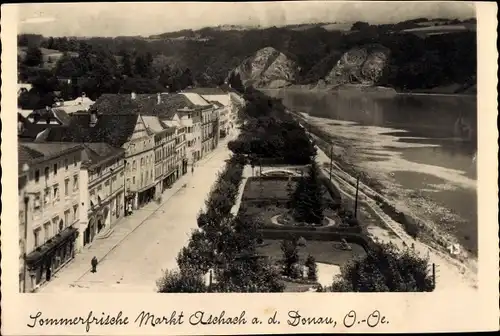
305;255;318;281
290;160;325;224
215;256;285;293
23;47;43;67
120;51;134;77
281;238;299;277
351;21;370;31
156;267;207;293
331;242;434;292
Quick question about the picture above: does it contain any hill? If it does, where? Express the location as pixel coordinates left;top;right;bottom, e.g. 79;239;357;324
17;17;477;99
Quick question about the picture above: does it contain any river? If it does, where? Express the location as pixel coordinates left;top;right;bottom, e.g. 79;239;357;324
262;89;477;256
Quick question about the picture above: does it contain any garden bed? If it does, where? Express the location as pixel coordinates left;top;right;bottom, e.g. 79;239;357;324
256;239;366;266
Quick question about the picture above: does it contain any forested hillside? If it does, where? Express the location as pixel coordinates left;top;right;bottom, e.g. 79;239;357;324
18;18;476;109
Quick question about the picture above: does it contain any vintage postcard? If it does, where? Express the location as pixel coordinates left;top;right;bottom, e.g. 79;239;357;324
1;1;498;334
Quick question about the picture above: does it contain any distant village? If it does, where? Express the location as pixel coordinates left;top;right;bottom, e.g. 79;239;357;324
17;85;245;292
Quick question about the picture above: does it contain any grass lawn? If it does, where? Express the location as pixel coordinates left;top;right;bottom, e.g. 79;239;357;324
282;281;315;292
242;178;297;200
257;239;366;266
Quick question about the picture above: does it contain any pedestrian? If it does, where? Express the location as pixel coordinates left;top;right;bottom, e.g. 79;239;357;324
191;165;194;175
91;256;98;273
127;203;133;216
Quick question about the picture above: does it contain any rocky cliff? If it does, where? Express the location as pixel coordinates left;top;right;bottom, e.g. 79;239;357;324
228;47;299;89
322;44;391;87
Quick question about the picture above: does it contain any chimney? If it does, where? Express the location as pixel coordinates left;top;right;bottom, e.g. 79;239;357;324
131;92;136;100
157;93;161;105
89;111;98;127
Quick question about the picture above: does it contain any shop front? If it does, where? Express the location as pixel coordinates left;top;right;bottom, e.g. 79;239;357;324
182;158;188;175
25;226;77;292
137;185;156;208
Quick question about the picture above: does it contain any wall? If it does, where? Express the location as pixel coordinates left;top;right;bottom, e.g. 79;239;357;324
24;151;82;255
124;116;156;203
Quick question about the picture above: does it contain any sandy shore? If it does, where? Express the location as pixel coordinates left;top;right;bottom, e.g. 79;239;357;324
297;112;478;291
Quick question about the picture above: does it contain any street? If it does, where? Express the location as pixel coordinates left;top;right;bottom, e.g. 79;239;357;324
39;139;234;293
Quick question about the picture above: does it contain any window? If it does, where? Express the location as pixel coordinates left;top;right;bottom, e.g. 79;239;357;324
73;175;78;191
33;193;42;210
132;176;135;184
133;160;137;170
64;210;70;226
35;170;40;182
34;228;41;248
44;167;50;180
44;222;51;242
74;155;78;167
53;184;60;202
73;205;78;222
44;188;51;205
65;179;69;196
120;171;124;178
65;159;69;170
53;163;58;175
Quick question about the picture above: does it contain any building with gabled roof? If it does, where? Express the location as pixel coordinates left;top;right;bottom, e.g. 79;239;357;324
78;143;126;250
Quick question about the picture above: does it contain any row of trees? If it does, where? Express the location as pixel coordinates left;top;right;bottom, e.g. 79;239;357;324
157;155;285;293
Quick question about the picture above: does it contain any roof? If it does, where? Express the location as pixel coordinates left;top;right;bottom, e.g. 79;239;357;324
19;123;66;141
141;115;166;133
19;142;83;171
55;105;90;114
44;113;140;148
90;93;197;120
27;108;72;126
210;100;225;108
81;143;125;168
178;92;212;107
182;87;227;95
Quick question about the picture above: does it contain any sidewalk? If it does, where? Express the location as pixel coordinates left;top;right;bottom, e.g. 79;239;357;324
38;137;233;292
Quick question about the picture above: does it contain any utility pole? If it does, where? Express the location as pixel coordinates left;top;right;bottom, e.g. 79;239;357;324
354;176;360;218
432;263;436;290
329;143;333;181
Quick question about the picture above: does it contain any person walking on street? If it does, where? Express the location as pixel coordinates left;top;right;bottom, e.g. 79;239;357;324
191;165;194;175
91;256;98;273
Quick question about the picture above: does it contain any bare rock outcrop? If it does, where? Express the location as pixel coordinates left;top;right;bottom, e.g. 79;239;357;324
228;47;299;88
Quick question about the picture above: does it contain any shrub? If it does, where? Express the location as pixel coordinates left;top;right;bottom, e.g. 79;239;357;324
331;242;434;292
157;267;206;293
297;236;307;247
305;255;318;281
281;238;299;277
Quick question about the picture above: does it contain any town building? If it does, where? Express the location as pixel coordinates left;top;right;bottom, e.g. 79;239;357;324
179;92;219;158
18;142;83;292
183;87;237;134
141;115;177;199
78;143;125;250
38;108;156;211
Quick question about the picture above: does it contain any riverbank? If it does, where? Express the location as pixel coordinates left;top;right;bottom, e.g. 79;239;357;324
289;110;478;290
262;85;477;97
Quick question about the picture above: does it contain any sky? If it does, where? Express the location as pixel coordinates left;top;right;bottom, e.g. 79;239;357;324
16;1;476;37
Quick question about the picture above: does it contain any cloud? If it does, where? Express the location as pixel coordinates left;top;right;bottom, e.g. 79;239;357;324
20;17;56;24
